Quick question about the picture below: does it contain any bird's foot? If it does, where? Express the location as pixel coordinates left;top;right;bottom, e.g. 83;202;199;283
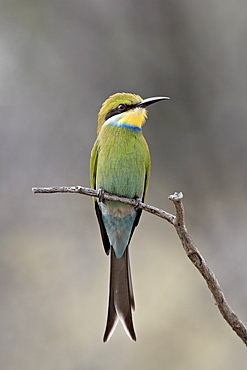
97;188;105;203
134;197;142;211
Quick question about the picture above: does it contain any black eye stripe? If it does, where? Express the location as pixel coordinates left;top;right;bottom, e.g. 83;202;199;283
105;103;137;121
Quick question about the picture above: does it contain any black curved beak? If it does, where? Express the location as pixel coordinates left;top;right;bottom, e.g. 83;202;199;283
136;96;170;108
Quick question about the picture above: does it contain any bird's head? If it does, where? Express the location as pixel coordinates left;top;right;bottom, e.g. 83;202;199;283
97;92;170;133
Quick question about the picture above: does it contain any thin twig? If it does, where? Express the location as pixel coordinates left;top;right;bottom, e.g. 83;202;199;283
32;185;247;346
32;186;175;224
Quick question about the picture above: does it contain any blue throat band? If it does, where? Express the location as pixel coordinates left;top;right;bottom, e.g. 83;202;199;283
109;122;141;131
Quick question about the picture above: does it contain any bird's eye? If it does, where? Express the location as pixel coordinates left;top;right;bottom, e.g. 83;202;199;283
117;104;126;111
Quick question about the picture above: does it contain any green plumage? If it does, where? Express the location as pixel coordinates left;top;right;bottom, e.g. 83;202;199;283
91;124;150;201
90;92;168;342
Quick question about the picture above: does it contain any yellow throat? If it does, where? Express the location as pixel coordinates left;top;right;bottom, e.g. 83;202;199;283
116;107;147;128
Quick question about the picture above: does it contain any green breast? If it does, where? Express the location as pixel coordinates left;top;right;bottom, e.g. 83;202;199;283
96;125;150;200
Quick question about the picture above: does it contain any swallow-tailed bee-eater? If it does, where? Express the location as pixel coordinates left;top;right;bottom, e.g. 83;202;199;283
90;92;169;341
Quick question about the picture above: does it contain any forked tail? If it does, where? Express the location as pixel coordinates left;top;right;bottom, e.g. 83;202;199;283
103;246;136;342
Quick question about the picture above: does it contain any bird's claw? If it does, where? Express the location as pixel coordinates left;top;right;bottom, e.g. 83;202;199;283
97;188;105;203
134;197;142;211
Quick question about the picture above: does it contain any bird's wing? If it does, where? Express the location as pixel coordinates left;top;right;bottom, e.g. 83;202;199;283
143;152;151;202
90;139;99;191
128;152;151;243
90;139;111;255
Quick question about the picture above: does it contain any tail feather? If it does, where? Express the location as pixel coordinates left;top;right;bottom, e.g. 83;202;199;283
103;246;136;342
127;246;135;312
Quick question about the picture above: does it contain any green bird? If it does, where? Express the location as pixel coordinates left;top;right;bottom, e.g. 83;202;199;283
90;92;169;342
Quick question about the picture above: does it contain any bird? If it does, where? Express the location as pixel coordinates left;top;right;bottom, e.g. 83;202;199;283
90;92;170;342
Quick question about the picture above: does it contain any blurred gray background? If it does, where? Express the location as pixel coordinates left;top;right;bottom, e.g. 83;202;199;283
1;0;247;369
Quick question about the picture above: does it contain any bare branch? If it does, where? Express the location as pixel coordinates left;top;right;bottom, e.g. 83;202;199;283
32;186;175;224
169;192;247;346
32;185;247;346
